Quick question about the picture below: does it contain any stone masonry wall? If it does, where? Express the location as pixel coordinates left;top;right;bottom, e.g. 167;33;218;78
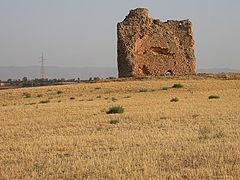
117;8;196;77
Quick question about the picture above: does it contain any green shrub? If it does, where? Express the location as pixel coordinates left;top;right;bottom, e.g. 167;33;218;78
57;90;63;94
208;95;220;99
107;77;116;80
37;94;43;98
106;106;124;114
161;87;171;91
33;163;45;173
198;127;211;140
172;83;184;88
110;119;119;125
111;97;118;101
23;92;31;98
192;114;200;119
213;130;225;139
170;97;179;102
139;89;148;93
39;100;50;104
160;117;168;120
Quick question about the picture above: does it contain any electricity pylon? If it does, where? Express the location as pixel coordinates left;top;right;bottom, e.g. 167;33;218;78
39;52;47;79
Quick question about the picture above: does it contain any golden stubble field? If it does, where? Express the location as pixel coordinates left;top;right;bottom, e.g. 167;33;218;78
0;78;239;179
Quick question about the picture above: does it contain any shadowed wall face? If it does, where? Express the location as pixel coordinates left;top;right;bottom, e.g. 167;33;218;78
117;8;196;78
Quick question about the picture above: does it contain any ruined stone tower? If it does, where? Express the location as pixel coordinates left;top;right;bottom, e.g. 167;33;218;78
117;8;196;77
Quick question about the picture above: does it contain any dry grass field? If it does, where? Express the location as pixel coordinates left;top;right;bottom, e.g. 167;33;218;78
0;77;240;179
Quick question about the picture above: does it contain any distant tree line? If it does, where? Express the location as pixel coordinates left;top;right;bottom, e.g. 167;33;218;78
3;77;66;87
0;76;117;88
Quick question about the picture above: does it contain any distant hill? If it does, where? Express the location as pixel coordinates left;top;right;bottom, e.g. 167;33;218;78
197;68;240;73
0;66;117;80
0;66;239;81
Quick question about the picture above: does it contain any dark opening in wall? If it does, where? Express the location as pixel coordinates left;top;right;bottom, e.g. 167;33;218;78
150;47;170;55
141;65;151;75
164;70;173;76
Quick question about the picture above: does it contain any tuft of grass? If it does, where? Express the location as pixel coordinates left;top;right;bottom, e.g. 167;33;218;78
87;99;94;101
172;83;184;88
106;106;124;114
192;114;200;119
57;90;63;94
213;130;225;139
37;94;43;98
95;87;101;90
161;87;171;91
160;117;168;120
111;97;118;101
170;97;179;102
138;89;148;93
124;96;131;99
70;97;75;100
110;119;119;125
96;95;101;98
208;95;220;99
33;163;45;173
39;100;50;104
198;127;211;140
25;102;37;106
23;92;31;98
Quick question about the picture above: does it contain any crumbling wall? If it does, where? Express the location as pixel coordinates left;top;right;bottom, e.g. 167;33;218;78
117;8;196;77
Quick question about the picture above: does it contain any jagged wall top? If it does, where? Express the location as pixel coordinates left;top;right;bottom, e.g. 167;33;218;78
117;8;196;77
125;8;150;19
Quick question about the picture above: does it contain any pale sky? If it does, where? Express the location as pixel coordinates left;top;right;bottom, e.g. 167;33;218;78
0;0;240;69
